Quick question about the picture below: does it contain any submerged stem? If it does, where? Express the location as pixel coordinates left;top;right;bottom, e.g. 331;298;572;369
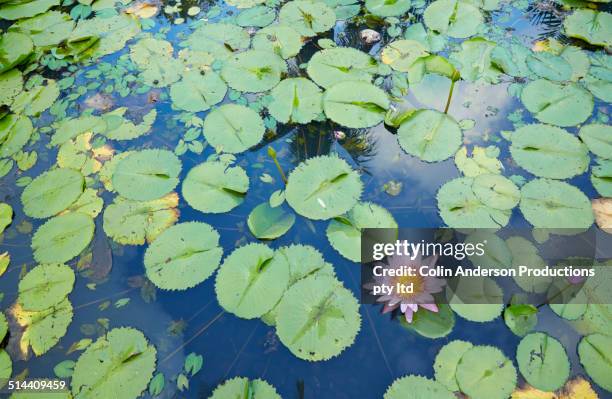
267;146;288;185
444;79;456;114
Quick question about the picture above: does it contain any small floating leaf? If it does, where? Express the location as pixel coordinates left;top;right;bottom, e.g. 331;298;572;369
578;333;612;392
434;340;473;391
21;168;84;219
18;264;75;311
323;81;389;128
247;202;295;240
398;109;462;162
516;332;570;392
32;213;94;263
456;346;517;399
209;377;281;399
203;104;265;153
279;0;336;37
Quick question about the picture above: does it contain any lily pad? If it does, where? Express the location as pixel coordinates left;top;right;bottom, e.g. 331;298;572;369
424;0;483;39
381;40;429;72
456;346;517;399
285;155;362;220
18;264;75;311
101;108;156;141
209;377;281;399
130;37;183;87
563;9;612;47
170;70;227;112
184;23;250;60
400;303;455;339
203;104;264;153
8;11;74;47
521;79;593;127
519;179;594;229
365;0;411;17
384;375;455;399
112;149;181;201
397;109;462;162
221;50;286;93
247;202;295;240
326;202;397;262
267;78;323;124
275;274;360;361
579;124;612;159
252;25;303;59
323;81;389;128
0;69;23;106
578;333;612;392
448;277;504;322
591;159;612;197
236;6;276;27
307;48;379;89
144;222;223;290
71;328;156;399
21;168;84;219
0;114;33;158
0;33;32;73
472;174;520;210
215;243;289;319
32;213;94;264
510;124;589;179
182;161;249;214
451;37;500;83
516;332;570;392
0;0;59;20
455;146;502;177
11;79;59;116
278;0;336;37
103;193;179;245
434;340;474;392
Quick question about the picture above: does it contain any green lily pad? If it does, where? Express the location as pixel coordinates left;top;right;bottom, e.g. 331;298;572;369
50;114;106;147
307;47;379;89
18;263;74;313
8;11;74;47
215;243;290;319
456;346;517;399
267;77;323;124
0;0;59;20
563;9;612;47
516;332;570;392
365;0;411;17
578;333;612;392
21;168;84;219
424;0;483;39
526;51;573;81
203;104;264;153
221;50;287;93
455;146;502;177
521;79;593;127
209;378;281;399
144;222;223;290
275;274;360;361
103;193;179;245
0;114;33;158
71;328;156;399
434;340;473;392
510;124;589;179
101;108;156;141
491;44;531;78
0;69;23;106
519;179;594;229
465;231;511;268
32;213;94;263
170;70;227;112
504;303;538;337
276;244;335;284
252;25;303;59
326;202;397;262
112;149;181;201
397;109;462;162
472;174;520;211
285;155;362;220
384;375;455;399
0;203;12;234
279;0;336;37
0;32;33;74
506;236;550;293
247;202;295;240
579;124;612;159
236;6;276;27
130;37;183;87
184;23;250;60
0;350;10;387
182;160;248;214
323;81;389;128
451;37;500;83
11;79;59;116
448;277;504;322
381;40;429;72
400;303;455;339
591;159;612;197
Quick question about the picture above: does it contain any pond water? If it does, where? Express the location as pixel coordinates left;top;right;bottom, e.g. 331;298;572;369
0;0;611;398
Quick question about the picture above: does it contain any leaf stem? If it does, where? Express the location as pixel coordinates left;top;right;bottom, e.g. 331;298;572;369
444;79;456;114
267;146;287;185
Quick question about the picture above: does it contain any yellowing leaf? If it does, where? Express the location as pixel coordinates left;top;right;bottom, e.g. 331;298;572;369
512;377;599;399
0;252;9;276
125;2;158;18
592;198;612;234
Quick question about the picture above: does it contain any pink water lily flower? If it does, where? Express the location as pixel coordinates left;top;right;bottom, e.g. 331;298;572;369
370;253;445;323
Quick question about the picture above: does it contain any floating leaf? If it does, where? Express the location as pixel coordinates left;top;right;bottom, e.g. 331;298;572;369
451;37;500;83
491;44;531;78
519;179;594;229
398;109;462;162
21;168;84;219
112;149;181;201
526;52;572;82
578;333;612;392
71;328;156;399
504;303;538;337
521;79;593;127
285;155;362;220
455;146;502;177
510;124;589;179
102;108;157;141
384;375;455;399
472;174;520;211
0;203;13;234
276;274;360;361
516;332;570;392
591;159;612;197
506;236;550;293
365;0;411;17
0;0;59;20
563;9;612;47
247;202;295;240
400;302;455;339
50;114;106;147
267;78;323;124
592;197;612;233
307;47;379;89
11;79;59;116
434;340;473;391
216;244;289;319
18;264;75;312
279;0;336;36
203;104;265;153
579;124;611;160
209;377;281;399
184;23;250;60
103;193;179;245
170;70;226;112
0;69;23;106
326;202;397;262
381;40;429;72
0;32;33;74
32;213;94;263
221;50;286;93
144;222;223;290
0;114;33;158
252;25;303;59
323;81;389;128
182;161;249;213
456;346;517;399
424;0;483;39
448;277;504;322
